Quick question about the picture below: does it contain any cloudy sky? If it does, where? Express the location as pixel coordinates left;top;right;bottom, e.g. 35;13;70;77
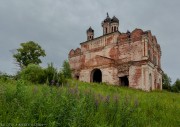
0;0;179;82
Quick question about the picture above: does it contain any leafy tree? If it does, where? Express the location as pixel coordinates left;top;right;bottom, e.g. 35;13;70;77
174;78;180;90
171;85;179;92
172;78;180;92
62;60;72;79
13;41;46;69
20;64;45;83
162;73;171;91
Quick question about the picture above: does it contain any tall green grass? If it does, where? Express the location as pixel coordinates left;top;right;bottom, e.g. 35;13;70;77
0;79;179;127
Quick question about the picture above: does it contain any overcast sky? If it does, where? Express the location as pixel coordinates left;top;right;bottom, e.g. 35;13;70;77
0;0;179;82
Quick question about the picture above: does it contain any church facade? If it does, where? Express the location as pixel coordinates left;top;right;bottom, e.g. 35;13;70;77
69;14;163;91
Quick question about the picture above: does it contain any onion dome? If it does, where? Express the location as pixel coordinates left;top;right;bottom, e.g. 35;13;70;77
111;16;119;23
103;13;111;23
126;30;130;34
86;27;94;33
126;30;131;38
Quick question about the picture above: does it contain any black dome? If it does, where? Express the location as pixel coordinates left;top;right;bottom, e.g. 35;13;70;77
103;13;111;23
87;27;94;33
111;16;119;23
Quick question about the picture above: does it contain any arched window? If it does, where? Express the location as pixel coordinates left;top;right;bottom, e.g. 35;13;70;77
112;27;113;32
114;26;116;31
105;28;107;34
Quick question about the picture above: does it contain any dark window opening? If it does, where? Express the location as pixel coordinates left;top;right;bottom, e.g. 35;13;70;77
148;50;152;61
153;56;157;65
154;79;156;89
112;27;113;32
76;75;79;80
91;69;102;83
105;28;107;34
114;26;116;31
119;76;129;86
148;50;150;57
157;79;161;89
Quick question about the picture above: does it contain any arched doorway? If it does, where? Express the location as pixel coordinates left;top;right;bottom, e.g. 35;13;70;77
75;75;79;80
91;69;102;83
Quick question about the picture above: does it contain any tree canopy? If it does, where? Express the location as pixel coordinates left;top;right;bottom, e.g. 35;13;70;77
13;41;46;68
162;73;171;90
172;78;180;92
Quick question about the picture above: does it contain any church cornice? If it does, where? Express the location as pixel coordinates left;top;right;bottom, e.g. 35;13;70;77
80;31;121;45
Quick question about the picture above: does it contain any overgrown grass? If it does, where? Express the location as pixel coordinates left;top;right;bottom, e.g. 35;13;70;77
0;79;180;127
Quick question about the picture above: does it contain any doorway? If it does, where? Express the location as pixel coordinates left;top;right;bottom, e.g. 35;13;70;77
119;76;129;86
75;75;79;80
91;69;102;83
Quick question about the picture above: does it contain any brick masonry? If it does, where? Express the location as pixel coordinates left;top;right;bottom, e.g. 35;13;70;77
68;14;163;91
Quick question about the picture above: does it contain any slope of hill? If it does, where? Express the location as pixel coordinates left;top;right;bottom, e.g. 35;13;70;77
0;79;179;127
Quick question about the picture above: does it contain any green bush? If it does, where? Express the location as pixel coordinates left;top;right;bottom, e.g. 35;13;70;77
62;60;72;79
16;61;71;85
20;64;45;83
44;63;66;86
44;63;58;85
174;79;180;91
0;72;14;81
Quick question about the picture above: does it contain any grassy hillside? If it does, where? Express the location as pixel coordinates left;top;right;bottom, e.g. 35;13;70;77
0;79;180;127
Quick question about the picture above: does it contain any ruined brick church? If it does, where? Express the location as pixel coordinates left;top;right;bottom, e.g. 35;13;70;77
69;13;163;91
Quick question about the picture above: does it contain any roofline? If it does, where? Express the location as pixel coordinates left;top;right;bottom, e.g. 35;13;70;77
80;31;121;45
